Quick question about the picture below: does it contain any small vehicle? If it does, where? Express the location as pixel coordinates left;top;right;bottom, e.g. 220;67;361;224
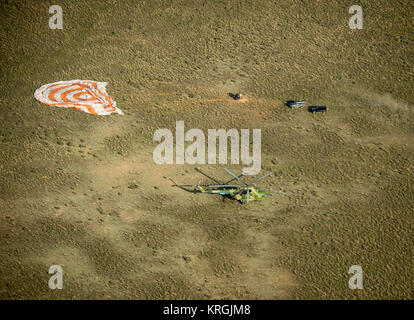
229;93;243;100
287;100;306;108
308;106;327;113
233;93;242;100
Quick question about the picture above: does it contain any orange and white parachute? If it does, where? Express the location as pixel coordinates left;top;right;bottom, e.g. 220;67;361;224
34;80;123;115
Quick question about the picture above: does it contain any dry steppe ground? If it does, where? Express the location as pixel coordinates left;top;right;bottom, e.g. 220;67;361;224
0;0;413;299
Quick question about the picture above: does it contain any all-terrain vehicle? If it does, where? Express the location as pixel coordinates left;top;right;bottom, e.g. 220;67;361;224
308;106;327;113
286;100;306;108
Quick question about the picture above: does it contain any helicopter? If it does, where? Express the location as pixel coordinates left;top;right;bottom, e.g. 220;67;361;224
171;168;283;204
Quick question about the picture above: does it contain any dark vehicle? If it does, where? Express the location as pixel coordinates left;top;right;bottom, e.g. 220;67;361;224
229;93;243;100
308;106;327;113
287;100;306;108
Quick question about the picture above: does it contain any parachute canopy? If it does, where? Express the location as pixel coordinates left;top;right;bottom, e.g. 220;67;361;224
34;80;123;115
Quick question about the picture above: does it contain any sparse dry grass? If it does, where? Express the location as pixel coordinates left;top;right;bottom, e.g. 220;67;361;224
0;0;413;299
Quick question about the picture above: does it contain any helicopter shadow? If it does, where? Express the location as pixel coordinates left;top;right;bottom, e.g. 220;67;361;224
195;167;243;185
168;178;201;194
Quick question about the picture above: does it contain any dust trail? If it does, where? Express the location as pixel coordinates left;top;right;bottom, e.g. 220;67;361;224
352;89;412;112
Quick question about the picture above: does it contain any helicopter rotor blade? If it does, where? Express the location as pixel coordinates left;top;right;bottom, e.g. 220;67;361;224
172;184;201;188
269;189;286;195
224;168;248;186
249;172;272;186
170;179;219;188
223;173;245;185
207;184;243;188
262;188;287;195
170;181;243;189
